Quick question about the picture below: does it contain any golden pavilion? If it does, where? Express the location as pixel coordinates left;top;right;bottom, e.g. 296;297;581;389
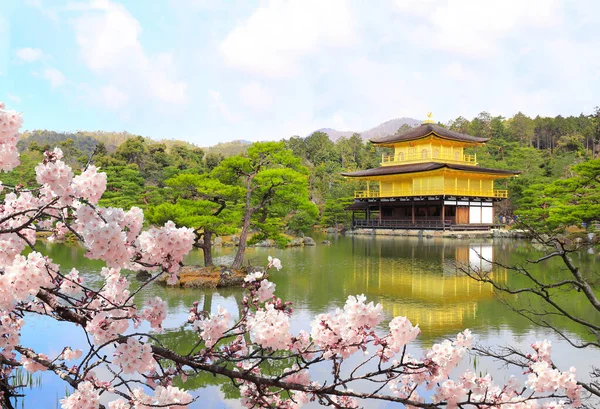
342;115;520;230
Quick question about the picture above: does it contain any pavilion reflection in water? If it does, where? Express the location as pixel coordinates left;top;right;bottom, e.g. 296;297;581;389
348;238;508;338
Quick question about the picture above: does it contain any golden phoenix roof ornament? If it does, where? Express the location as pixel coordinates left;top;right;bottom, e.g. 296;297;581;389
423;112;434;124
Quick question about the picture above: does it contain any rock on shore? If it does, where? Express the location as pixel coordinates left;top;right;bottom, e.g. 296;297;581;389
158;265;266;288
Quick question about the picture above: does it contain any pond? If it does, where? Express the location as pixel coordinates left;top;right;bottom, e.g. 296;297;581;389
20;233;600;408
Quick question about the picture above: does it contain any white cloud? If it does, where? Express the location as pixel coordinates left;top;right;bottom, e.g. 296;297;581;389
4;0;598;145
72;0;187;108
239;82;272;112
330;112;350;131
25;0;59;22
169;0;234;11
0;16;8;76
42;67;66;87
16;47;44;62
6;93;21;103
220;0;356;77
393;0;562;56
209;90;239;123
441;62;467;80
99;85;129;110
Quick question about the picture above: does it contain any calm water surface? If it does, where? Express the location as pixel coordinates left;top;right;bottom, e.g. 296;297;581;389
20;234;600;408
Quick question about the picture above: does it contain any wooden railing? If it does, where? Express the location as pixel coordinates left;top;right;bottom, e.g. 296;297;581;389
354;219;451;229
354;190;380;198
352;220;496;230
354;188;508;199
381;152;477;166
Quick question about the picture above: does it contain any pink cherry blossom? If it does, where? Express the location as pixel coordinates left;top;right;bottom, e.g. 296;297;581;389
433;379;467;408
108;400;131;409
131;385;192;409
282;365;310;385
193;305;231;348
310;295;382;359
247;303;291;350
59;268;84;296
257;279;276;302
381;316;421;358
1;252;55;308
532;339;552;362
60;381;100;409
136;221;195;273
61;347;83;361
73;165;107;204
141;296;167;331
113;337;156;375
20;354;49;373
73;204;132;268
0;313;23;354
244;271;264;282
267;255;282;271
35;155;74;198
0;103;22;172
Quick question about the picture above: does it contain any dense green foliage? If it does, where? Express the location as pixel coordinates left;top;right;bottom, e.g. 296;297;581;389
9;108;600;239
453;110;599;218
283;132;386;224
517;159;600;232
283;110;600;225
211;142;317;268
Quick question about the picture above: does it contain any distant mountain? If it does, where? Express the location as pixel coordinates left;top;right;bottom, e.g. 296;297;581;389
18;130;251;159
19;130;135;156
314;117;422;142
204;140;252;157
19;130;201;156
313;128;355;141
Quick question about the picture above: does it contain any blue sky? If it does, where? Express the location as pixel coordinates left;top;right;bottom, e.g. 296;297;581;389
1;0;599;146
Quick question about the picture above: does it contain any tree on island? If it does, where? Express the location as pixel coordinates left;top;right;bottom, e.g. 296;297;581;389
147;173;240;267
148;142;317;269
0;101;591;409
213;142;317;270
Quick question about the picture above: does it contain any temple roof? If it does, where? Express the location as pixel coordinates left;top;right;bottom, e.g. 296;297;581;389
369;123;489;145
341;162;520;178
345;201;369;210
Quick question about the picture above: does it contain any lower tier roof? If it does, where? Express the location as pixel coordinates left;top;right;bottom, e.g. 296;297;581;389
341;162;520;178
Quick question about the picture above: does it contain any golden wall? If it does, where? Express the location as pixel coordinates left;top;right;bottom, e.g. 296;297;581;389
376;171;502;198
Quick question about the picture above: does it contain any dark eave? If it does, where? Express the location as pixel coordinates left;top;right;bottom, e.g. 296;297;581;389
345;202;369;210
341;162;520;178
369;123;489;145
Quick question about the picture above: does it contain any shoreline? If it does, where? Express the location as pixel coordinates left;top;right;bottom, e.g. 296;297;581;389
343;228;530;239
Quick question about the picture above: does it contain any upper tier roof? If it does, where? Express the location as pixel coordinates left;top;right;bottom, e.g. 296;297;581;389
341;162;520;178
369;123;489;145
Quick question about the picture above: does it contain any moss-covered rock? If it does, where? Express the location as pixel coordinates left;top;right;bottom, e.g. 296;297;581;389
158;265;267;289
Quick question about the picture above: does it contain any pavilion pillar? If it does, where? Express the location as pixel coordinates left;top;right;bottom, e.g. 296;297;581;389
411;199;415;225
441;202;446;231
378;202;382;225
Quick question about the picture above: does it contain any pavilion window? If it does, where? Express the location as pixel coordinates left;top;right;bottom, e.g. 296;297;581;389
446;206;456;217
397;152;404;161
433;149;440;159
421;149;429;159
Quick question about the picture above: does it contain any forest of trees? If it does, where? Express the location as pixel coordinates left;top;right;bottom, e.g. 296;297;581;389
8;108;600;237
